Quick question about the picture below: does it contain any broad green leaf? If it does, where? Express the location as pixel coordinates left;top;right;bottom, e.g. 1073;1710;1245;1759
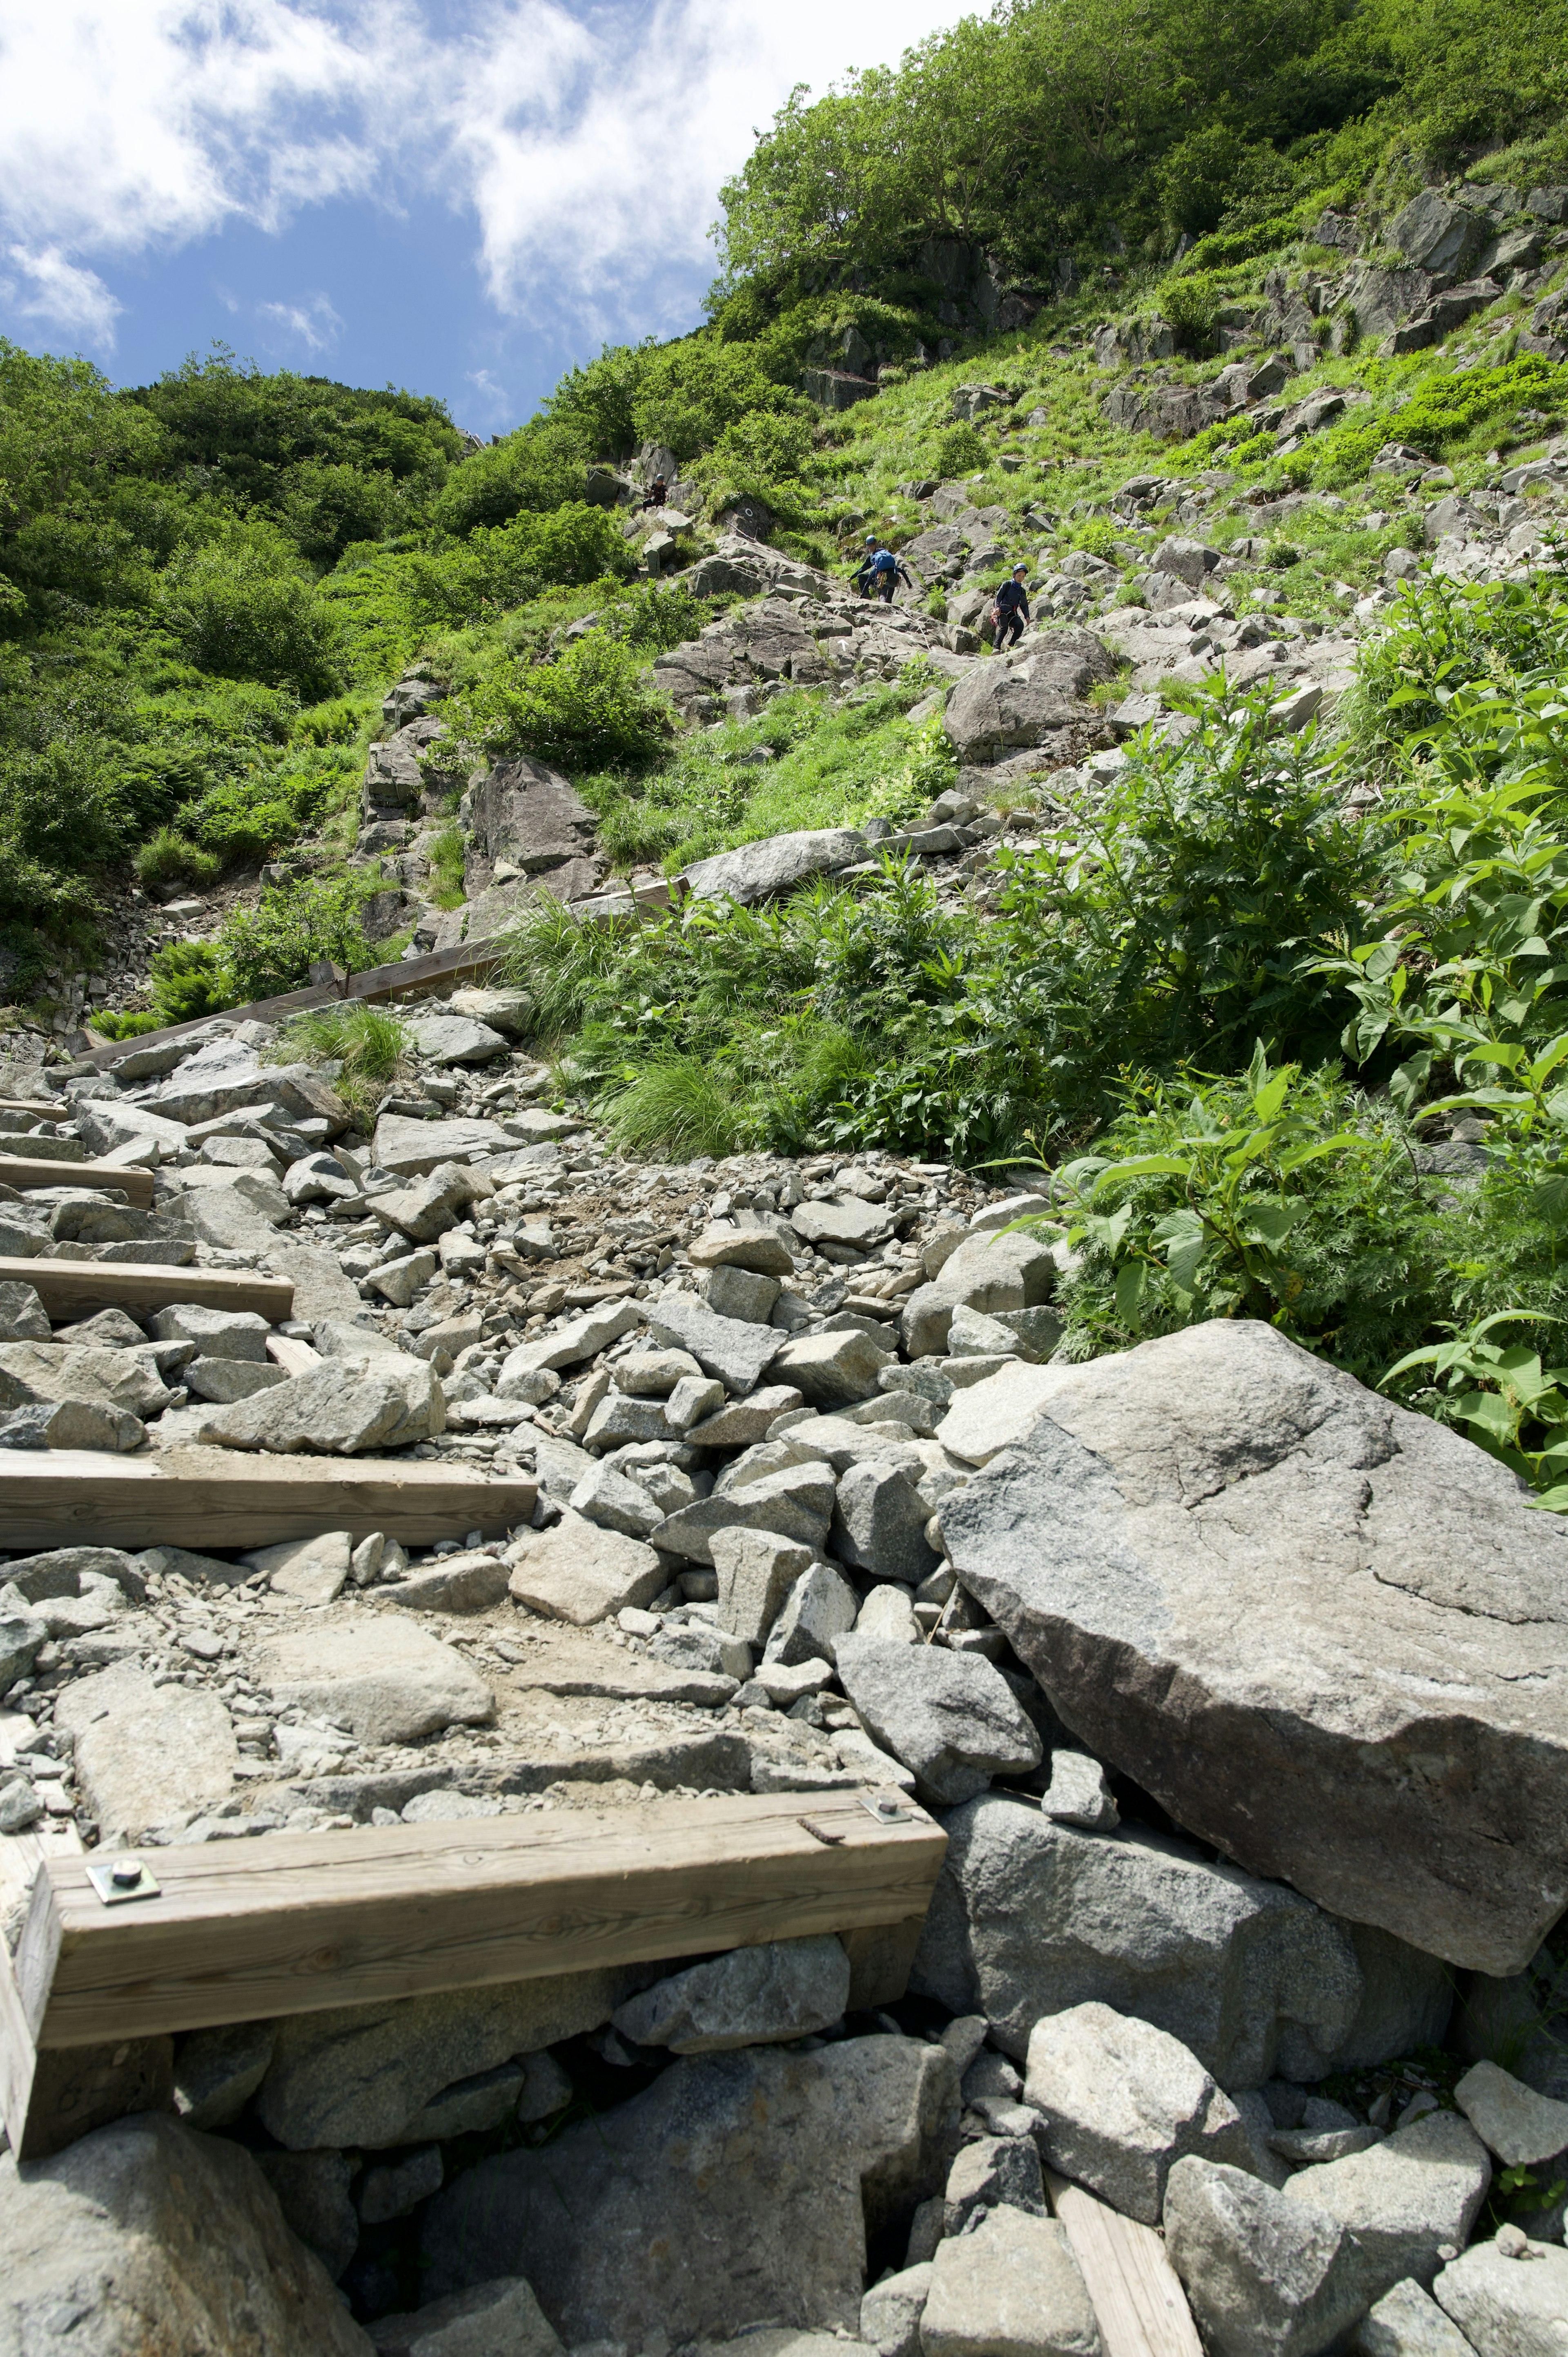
1114;1258;1146;1327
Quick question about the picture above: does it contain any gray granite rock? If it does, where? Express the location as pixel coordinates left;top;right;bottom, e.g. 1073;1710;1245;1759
55;1661;236;1842
1164;2156;1368;2357
920;2206;1102;2357
834;1635;1041;1806
251;1619;494;1744
1286;2112;1492;2306
1025;2001;1256;2224
1352;2278;1476;2356
612;1936;851;2052
1433;2233;1568;2355
645;1289;786;1395
257;1971;617;2149
942;1318;1568;1973
420;2035;959;2343
0;2114;372;2354
909;1794;1428;2089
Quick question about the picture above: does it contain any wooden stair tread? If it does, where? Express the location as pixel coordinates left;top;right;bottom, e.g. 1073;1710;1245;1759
1045;2170;1204;2357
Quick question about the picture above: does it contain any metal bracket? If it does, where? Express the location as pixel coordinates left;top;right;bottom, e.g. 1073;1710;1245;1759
858;1792;915;1825
85;1855;162;1908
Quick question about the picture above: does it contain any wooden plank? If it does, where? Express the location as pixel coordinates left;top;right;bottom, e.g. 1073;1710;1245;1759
0;1100;74;1122
19;1788;945;2051
840;1913;928;2010
0;1449;537;1550
80;937;513;1071
0;1156;155;1208
0;1257;293;1323
1045;2171;1204;2357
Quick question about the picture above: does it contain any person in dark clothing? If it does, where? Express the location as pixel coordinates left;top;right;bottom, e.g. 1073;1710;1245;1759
852;534;882;595
642;475;668;511
993;564;1030;649
870;545;915;602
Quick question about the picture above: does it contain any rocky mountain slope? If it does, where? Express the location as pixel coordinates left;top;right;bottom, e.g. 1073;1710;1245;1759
4;32;1568;2357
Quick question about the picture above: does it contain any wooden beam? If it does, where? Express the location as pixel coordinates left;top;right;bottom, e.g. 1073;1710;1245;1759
1045;2171;1204;2357
0;1156;155;1208
79;936;513;1071
0;1449;537;1550
0;1257;293;1324
13;1788;945;2059
0;1100;74;1123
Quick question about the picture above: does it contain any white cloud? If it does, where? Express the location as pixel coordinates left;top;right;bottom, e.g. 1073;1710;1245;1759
256;290;343;351
0;0;977;356
0;243;123;343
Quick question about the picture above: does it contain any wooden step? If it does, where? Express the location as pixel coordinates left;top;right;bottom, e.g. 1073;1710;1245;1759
0;1100;73;1123
0;1448;536;1551
1;1787;945;2158
0;1256;293;1324
0;1155;155;1208
1045;2170;1203;2357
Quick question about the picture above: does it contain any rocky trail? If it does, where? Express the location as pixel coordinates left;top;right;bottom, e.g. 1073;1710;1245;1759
1;971;1567;2354
5;184;1568;2357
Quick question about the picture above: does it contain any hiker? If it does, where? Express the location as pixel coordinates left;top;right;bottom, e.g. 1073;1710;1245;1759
870;544;915;603
642;473;668;511
852;534;883;595
992;564;1031;649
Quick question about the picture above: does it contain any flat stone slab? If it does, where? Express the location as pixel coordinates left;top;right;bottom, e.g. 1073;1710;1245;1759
942;1318;1568;1973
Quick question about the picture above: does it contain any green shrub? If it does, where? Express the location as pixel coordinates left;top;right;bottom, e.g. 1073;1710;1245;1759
447;632;674;772
274;1000;408;1123
161;526;345;702
88;1008;163;1041
150;940;230;1024
934;422;988;477
1157;125;1247;236
133;827;222;889
1157;272;1224;355
216;874;373;1003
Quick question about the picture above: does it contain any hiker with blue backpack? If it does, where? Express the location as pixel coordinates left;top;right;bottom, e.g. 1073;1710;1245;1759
858;542;915;603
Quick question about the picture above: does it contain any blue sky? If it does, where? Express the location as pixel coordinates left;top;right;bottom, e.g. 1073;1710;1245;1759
0;1;975;433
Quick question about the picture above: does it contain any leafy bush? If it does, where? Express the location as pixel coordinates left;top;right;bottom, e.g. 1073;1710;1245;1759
149;940;229;1024
133;827;222;889
1157;125;1247;235
161;525;345;701
274;1000;407;1123
934;422;988;476
446;631;674;772
216;874;373;1003
432;423;590;535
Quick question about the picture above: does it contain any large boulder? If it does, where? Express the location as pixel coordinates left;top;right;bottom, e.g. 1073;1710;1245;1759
1163;2157;1368;2357
0;2113;372;2355
943;631;1118;763
462;757;599;895
941;1319;1568;1973
420;2036;959;2344
684;828;868;908
909;1793;1446;2090
1285;2113;1492;2307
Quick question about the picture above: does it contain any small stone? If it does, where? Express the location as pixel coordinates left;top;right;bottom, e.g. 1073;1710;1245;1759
183;1358;287;1404
834;1635;1041;1806
1025;2001;1256;2225
711;1528;814;1646
357;2142;444;2224
583;1391;671;1449
0;1281;49;1342
372;2277;566;2357
1164;2157;1368;2357
942;2132;1046;2234
242;1530;353;1605
856;1585;920;1643
774;1326;891;1407
174;2020;278;2131
147;1303;272;1362
571;1460;666;1541
833;1461;940;1584
0;1398;144;1452
507;1510;667;1623
369;1248;439;1307
0;1772;43;1831
381;1552;512;1614
690;1224;797;1277
862;2261;933;2357
616;1349;702;1397
1352;2277;1479;2357
684;1383;802;1446
1041;1750;1118;1831
1454;2057;1568;2166
703;1264;781;1325
763;1559;859;1666
653;1463;836;1566
645;1289;786;1395
920;2205;1102;2357
611;1935;851;2052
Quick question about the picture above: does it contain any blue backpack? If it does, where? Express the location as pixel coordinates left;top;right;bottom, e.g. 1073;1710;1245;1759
871;548;897;574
